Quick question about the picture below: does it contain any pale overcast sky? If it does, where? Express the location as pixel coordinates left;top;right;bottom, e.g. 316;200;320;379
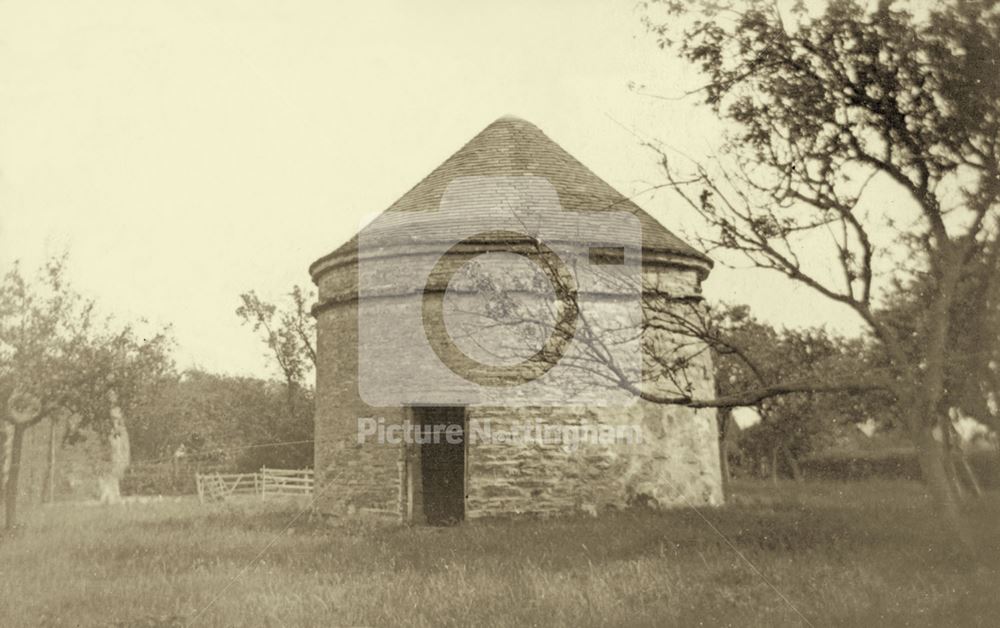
1;0;882;379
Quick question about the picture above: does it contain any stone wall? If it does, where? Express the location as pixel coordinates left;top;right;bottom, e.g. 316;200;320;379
311;248;723;521
465;399;722;518
313;297;405;517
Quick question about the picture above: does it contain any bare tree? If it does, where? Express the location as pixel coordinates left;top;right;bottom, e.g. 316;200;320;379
635;0;1000;548
448;0;996;552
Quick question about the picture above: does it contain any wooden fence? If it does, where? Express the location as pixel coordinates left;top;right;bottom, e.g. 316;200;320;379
195;467;314;503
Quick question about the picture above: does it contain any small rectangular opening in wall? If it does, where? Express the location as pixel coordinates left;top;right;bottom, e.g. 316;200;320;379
410;406;466;525
589;246;626;265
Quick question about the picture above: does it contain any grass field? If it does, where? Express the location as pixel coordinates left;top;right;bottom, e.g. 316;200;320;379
1;480;998;627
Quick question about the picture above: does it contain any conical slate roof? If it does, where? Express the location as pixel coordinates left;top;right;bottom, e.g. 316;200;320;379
310;116;710;275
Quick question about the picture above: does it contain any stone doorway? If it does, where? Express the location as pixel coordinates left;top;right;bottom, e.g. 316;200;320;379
410;406;466;525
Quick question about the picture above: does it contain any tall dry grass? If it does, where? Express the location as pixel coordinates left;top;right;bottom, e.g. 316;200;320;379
0;480;997;627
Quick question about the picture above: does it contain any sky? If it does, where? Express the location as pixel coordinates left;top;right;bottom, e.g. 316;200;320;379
0;0;878;379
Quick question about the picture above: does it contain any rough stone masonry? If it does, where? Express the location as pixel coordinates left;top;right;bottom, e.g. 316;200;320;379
309;116;723;523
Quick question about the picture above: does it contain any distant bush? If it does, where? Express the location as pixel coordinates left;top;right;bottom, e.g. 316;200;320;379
129;370;314;472
801;451;1000;488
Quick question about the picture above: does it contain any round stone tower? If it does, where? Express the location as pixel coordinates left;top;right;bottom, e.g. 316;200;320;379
310;116;722;523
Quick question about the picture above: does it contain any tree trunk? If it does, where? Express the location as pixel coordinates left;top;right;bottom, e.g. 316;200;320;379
915;427;975;553
0;422;11;506
942;440;966;502
909;250;976;553
42;417;57;504
936;416;970;501
944;420;984;498
994;433;1000;483
957;453;983;498
98;400;130;505
4;424;25;530
782;444;802;481
720;443;731;484
285;379;298;422
770;446;779;484
718;410;732;485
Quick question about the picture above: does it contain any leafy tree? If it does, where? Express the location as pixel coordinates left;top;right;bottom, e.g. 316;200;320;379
236;286;317;392
130;370;313;471
0;256;173;527
235;286;316;467
881;237;1000;436
641;0;1000;547
710;304;881;480
872;235;1000;493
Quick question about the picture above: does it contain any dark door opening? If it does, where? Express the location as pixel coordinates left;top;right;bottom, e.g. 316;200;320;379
412;406;466;525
